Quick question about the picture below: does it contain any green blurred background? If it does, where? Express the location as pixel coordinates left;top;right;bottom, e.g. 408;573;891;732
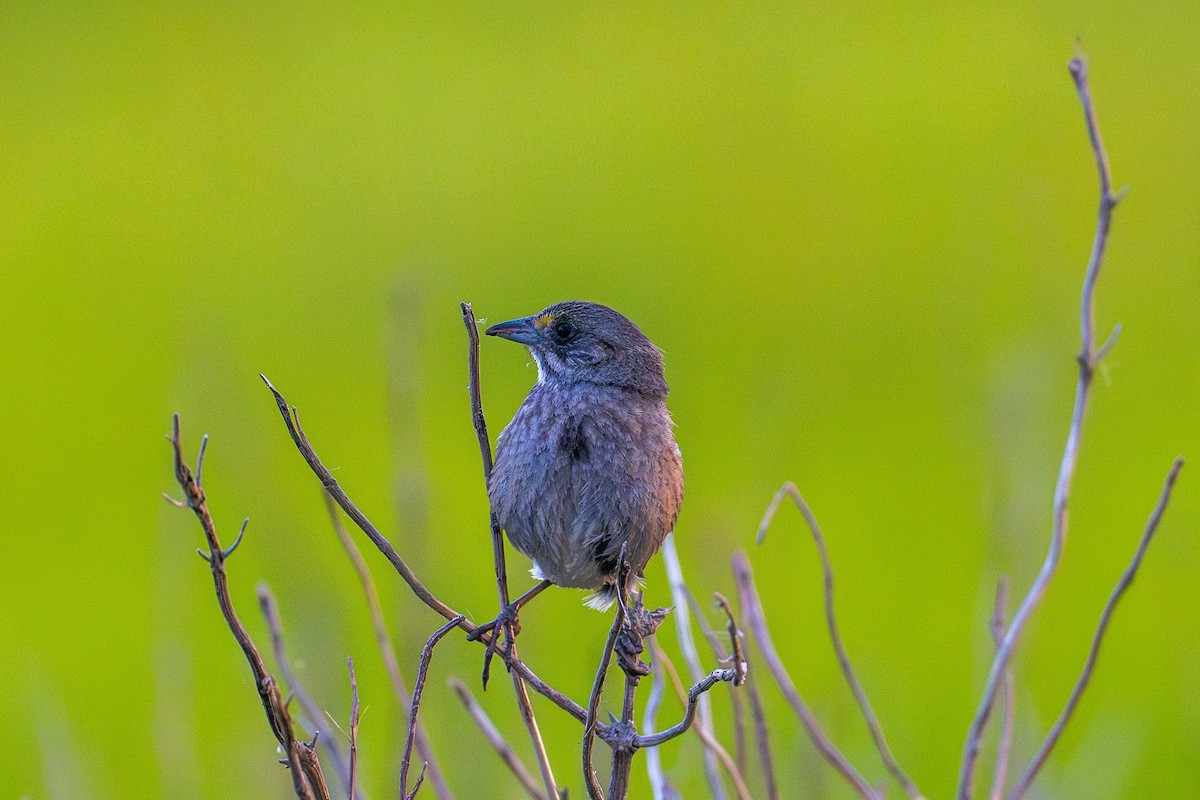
2;3;1197;798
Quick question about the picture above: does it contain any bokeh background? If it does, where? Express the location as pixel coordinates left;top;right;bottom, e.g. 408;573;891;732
2;4;1198;799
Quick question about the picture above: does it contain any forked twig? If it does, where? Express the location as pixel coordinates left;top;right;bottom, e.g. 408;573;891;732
955;49;1126;800
1007;458;1183;800
759;482;920;799
167;416;329;800
450;679;548;800
732;551;880;800
684;589;749;777
643;638;749;800
400;616;465;799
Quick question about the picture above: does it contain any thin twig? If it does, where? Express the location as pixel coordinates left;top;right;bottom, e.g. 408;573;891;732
643;648;670;800
461;301;561;800
261;375;587;725
584;607;625;800
257;584;358;799
661;534;727;800
348;658;361;800
450;679;548;800
744;653;780;800
684;589;750;776
643;639;751;800
324;493;452;799
732;550;880;800
1007;458;1183;800
400;616;465;799
168;416;329;800
955;49;1124;800
759;482;920;799
988;579;1014;800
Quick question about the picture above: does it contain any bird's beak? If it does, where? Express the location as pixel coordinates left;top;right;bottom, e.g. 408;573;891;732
485;315;541;344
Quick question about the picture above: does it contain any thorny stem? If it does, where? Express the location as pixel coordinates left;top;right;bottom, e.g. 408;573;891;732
954;50;1124;800
1007;459;1183;800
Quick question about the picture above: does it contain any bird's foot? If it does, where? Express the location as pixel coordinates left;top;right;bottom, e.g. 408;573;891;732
468;600;523;689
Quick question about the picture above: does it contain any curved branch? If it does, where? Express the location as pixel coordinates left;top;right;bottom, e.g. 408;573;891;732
759;482;920;799
732;551;880;800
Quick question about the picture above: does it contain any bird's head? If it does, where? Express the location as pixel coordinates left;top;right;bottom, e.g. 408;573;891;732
485;301;668;397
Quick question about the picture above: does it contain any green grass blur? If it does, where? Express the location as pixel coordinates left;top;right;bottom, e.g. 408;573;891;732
2;3;1198;798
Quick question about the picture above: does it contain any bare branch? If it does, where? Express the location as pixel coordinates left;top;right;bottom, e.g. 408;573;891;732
642;648;670;800
168;415;330;800
759;482;920;798
583;607;624;800
257;584;358;799
684;589;750;776
988;579;1014;800
732;550;880;800
324;493;452;799
661;534;727;800
1007;458;1183;800
955;49;1124;800
450;679;548;800
401;616;465;800
348;658;361;800
261;374;588;724
644;638;752;800
460;301;561;800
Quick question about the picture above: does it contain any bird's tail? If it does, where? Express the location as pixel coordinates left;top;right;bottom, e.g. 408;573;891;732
583;584;618;612
582;573;646;612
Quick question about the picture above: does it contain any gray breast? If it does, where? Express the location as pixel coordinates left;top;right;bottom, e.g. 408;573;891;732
488;381;683;593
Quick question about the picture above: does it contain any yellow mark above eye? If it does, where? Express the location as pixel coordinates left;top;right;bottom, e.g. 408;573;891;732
534;313;556;329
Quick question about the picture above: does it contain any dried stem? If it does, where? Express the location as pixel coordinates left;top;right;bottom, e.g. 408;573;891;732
731;550;880;800
583;607;624;800
461;301;561;800
660;534;726;800
1007;458;1183;800
988;579;1015;800
400;616;465;799
257;584;358;799
167;416;329;800
759;482;920;799
262;375;587;724
684;589;750;777
744;656;780;800
449;679;548;800
324;493;451;799
642;649;670;800
955;49;1123;800
643;638;749;800
348;658;361;800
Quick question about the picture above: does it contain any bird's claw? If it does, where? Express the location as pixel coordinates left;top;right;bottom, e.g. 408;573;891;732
470;601;523;689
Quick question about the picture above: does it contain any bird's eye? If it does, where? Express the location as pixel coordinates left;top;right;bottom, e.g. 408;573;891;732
552;320;577;342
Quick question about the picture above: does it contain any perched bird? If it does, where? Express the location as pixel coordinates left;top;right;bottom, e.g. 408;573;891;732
485;300;684;611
